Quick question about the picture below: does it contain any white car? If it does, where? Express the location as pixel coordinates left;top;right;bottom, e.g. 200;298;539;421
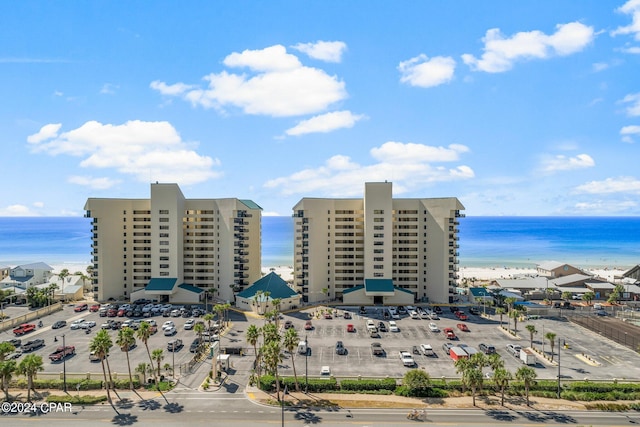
429;312;439;320
420;310;431;319
164;326;177;336
388;308;400;320
420;344;434;356
171;309;181;317
428;322;439;332
399;351;415;367
410;310;419;319
162;321;175;330
70;319;85;330
80;320;96;329
184;319;195;330
320;366;331;375
388;321;399;332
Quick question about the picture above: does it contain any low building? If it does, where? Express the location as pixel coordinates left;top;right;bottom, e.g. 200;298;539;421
536;261;585;279
236;272;301;314
341;279;415;306
0;262;53;289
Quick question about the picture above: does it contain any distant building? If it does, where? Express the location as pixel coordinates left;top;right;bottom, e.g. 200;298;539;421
622;265;640;283
536;261;585;278
0;262;53;289
292;182;464;304
236;271;301;313
84;183;262;303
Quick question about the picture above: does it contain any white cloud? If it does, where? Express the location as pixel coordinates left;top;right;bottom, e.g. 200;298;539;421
27;123;62;143
398;54;456;88
27;120;222;185
575;176;640;194
612;0;640;40
151;45;347;117
621;46;640;53
462;22;595;73
32;202;44;208
262;211;283;217
574;200;637;213
100;83;119;95
285;111;365;136
0;204;38;216
620;92;640;116
68;175;121;190
592;62;609;72
292;41;347;63
541;153;595;172
621;125;640;143
264;141;474;196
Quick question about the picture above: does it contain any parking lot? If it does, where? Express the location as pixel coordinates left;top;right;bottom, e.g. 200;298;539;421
3;302;640;382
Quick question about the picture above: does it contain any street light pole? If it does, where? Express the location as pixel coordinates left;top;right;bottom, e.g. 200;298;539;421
305;335;308;394
557;337;561;398
281;385;288;427
62;334;67;393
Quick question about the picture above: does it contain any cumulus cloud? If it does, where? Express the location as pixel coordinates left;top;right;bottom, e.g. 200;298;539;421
285;111;365;136
27;120;221;185
575;200;637;213
541;153;595;172
462;22;595;73
292;41;347;62
398;54;456;88
575;176;640;194
151;44;347;117
264;141;473;196
620;92;640;116
621;125;640;143
612;0;640;40
0;204;38;216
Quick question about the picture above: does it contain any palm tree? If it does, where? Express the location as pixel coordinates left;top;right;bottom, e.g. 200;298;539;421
495;307;505;327
515;366;537;406
561;291;573;303
282;327;301;391
466;367;484;406
0;341;15;361
74;271;91;292
487;353;504;372
504;297;517;331
90;329;114;403
135;362;149;384
454;357;472;392
194;323;205;352
136;322;158;387
582;292;595;305
116;327;136;389
223;302;232;327
262;340;283;401
214;304;225;327
58;268;70;300
545;332;557;361
509;309;519;333
492;367;513;406
246;324;261;379
525;324;537;349
203;313;214;333
152;349;165;380
0;359;17;401
17;354;43;402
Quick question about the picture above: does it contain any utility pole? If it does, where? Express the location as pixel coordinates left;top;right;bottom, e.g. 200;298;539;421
557;337;561;398
305;335;308;394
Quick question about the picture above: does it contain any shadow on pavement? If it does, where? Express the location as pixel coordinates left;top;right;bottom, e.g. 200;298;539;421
111;413;138;425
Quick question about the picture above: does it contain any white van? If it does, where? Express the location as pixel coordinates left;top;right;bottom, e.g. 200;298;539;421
593;303;603;310
297;341;308;354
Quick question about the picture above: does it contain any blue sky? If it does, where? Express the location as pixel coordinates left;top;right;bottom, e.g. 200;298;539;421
2;1;640;217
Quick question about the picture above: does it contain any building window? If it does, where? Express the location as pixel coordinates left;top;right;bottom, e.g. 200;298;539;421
374;249;384;253
374;225;384;230
159;210;169;214
159;218;169;222
374;210;384;214
160;233;169;238
374;265;384;269
374;233;384;238
373;218;384;222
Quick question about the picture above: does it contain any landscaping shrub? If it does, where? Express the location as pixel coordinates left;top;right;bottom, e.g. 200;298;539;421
340;378;397;391
46;394;108;405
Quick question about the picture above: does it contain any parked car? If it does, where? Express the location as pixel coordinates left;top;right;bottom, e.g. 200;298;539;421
370;342;384;356
167;339;183;352
70;319;86;330
399;351;416;367
74;303;88;312
342;312;351;319
456;323;469;332
346;324;355;333
52;320;67;329
378;321;387;332
304;320;313;330
320;366;331;376
190;338;202;353
335;341;347;355
184;319;196;330
388;321;399;332
479;343;496;354
443;327;457;340
22;339;45;352
428;322;439;332
164;326;177;336
506;344;522;357
284;320;293;329
162;321;175;330
420;344;434;356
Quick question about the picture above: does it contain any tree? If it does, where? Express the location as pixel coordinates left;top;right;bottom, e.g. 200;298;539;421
246;324;261;380
0;359;17;401
561;291;573;302
545;332;557;361
74;271;91;292
136;322;158;388
608;284;624;304
509;309;519;333
525;324;537;348
152;349;165;380
194;322;205;353
504;297;517;331
262;340;283;401
214;304;225;326
0;341;15;361
515;366;537;406
58;268;70;300
282;327;300;391
402;369;431;396
466;367;484;406
203;313;214;333
116;327;136;390
135;362;149;384
495;307;506;327
487;353;504;372
90;329;114;403
582;292;595;306
454;358;473;392
488;288;507;308
17;354;43;402
492;367;513;406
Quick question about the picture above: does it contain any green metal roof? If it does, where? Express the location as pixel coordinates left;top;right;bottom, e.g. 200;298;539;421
237;272;298;300
178;283;204;294
145;278;178;291
239;199;262;210
364;279;394;293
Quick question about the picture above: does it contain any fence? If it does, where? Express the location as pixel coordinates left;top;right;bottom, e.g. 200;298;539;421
0;302;63;333
569;314;640;352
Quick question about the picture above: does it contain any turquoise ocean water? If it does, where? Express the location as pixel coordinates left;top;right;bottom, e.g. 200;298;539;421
0;216;638;269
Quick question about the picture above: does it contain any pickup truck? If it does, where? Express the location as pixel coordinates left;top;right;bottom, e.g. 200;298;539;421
443;327;457;340
13;323;36;336
49;346;76;362
371;342;384;356
399;351;416;366
22;339;45;352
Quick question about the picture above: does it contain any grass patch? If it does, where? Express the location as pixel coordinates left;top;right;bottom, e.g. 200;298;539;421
46;394;108;405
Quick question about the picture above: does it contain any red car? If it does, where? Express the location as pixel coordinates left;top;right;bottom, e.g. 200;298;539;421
443;327;457;340
89;304;101;312
346;324;355;333
324;313;332;319
456;323;469;332
304;321;313;330
74;303;88;312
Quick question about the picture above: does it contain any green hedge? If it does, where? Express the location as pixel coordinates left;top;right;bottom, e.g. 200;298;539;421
12;378;140;390
46;395;108;404
567;381;640;393
340;378;397;391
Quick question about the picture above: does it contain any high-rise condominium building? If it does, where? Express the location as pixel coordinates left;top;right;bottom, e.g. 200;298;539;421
292;182;464;305
84;183;262;303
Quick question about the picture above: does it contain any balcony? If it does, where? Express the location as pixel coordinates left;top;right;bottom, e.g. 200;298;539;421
234;257;248;263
